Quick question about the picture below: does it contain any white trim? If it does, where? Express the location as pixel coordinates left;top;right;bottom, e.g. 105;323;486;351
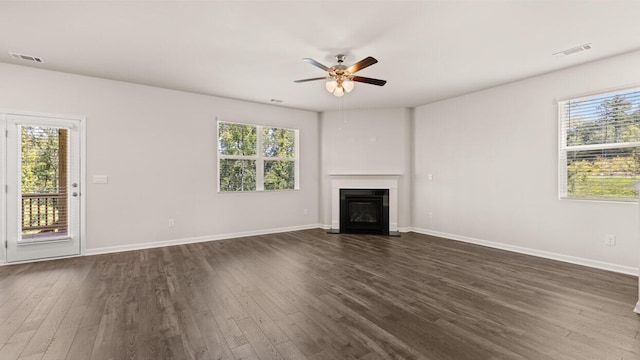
85;223;321;256
330;175;400;232
0;113;6;264
397;227;412;233
0;110;86;264
0;109;85;122
410;227;639;276
634;301;640;314
563;141;640;152
558;100;566;200
217;120;299;192
79;116;87;256
256;125;264;191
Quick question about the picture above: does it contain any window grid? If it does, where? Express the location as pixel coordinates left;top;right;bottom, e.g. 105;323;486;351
217;121;299;192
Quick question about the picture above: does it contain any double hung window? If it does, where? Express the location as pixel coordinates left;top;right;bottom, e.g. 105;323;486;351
559;87;640;201
217;121;299;192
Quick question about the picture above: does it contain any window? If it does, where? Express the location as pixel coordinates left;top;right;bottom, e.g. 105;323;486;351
217;121;299;192
559;87;640;201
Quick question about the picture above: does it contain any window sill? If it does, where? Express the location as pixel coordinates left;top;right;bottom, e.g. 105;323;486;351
559;197;638;205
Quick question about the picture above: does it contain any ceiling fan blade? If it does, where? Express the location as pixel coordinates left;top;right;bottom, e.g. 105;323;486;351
352;76;387;86
347;57;378;74
294;77;327;83
302;58;331;72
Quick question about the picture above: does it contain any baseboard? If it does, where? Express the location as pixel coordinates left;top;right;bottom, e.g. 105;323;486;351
85;223;322;256
410;227;639;277
635;301;640;314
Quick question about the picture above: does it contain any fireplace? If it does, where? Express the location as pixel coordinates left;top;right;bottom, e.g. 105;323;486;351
329;174;399;236
340;189;389;235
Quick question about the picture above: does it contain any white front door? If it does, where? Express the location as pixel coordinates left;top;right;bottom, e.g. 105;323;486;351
4;114;82;263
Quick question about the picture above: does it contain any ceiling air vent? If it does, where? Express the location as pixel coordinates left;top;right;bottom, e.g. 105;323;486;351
9;52;44;63
553;43;592;57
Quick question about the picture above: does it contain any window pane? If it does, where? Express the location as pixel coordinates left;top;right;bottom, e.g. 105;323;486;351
218;122;257;156
264;160;294;190
564;90;640;146
21;126;69;238
262;127;295;158
219;159;256;192
566;148;640;199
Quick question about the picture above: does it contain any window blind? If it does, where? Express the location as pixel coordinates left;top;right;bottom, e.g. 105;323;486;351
559;87;640;201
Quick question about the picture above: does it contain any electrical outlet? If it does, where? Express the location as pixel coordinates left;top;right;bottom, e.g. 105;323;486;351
303;208;308;215
428;212;433;219
604;234;616;246
169;219;175;228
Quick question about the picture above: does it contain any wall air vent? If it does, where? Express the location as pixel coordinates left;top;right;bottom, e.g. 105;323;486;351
553;43;592;57
9;52;44;63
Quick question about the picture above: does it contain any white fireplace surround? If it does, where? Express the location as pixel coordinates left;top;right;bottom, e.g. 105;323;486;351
330;174;399;232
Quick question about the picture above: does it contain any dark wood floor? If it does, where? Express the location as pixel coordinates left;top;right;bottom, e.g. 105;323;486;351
0;229;638;360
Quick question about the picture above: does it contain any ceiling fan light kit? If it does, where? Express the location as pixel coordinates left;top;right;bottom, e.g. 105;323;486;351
295;54;387;97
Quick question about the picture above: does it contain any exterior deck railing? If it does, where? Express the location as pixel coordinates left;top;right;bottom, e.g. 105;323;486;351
21;193;68;233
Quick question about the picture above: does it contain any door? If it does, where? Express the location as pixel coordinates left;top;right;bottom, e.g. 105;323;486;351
5;114;82;262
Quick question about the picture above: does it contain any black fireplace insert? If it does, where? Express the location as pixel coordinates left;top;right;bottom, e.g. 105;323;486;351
340;188;389;235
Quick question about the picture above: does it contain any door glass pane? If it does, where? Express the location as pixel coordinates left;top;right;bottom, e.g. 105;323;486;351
20;126;68;242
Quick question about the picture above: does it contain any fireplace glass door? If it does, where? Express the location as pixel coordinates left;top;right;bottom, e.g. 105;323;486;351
340;189;389;235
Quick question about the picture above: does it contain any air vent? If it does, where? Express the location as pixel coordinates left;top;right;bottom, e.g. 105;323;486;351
9;52;44;63
553;43;592;57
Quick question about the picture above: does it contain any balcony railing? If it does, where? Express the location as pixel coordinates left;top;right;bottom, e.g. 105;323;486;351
21;193;68;234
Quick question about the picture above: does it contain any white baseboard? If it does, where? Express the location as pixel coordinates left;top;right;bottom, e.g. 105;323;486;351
85;224;322;256
635;301;640;314
410;227;639;277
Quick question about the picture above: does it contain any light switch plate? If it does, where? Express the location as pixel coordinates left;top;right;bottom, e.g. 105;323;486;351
92;175;109;184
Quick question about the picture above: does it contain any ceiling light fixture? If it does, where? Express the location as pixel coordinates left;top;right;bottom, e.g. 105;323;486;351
325;78;353;97
295;54;386;97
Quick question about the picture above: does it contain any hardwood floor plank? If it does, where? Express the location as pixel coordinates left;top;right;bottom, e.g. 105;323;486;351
231;343;259;360
274;341;306;360
0;229;638;360
65;325;98;360
235;318;284;360
0;340;29;360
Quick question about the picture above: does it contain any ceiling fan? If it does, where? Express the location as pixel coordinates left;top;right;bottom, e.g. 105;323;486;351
294;54;387;97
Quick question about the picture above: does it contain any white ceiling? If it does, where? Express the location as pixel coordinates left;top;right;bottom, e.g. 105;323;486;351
2;1;640;112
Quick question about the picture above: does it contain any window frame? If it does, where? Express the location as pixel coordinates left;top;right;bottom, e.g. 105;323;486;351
558;86;640;202
216;120;299;192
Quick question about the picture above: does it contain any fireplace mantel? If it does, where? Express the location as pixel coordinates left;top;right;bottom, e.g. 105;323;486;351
329;174;400;234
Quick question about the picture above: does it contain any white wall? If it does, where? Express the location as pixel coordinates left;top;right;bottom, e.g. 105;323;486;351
0;63;319;254
413;50;640;273
319;107;412;230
